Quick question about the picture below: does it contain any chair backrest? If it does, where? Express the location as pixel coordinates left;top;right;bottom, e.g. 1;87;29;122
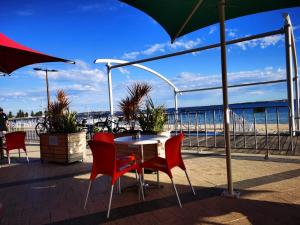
5;131;26;151
92;132;114;143
165;133;185;170
88;140;116;180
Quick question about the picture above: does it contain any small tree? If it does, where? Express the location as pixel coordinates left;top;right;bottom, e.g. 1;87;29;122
35;111;43;116
119;82;152;130
8;111;13;118
48;90;79;133
16;109;25;118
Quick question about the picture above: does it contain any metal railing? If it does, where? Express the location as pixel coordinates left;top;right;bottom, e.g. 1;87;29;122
167;105;296;155
8;127;39;144
6;105;297;156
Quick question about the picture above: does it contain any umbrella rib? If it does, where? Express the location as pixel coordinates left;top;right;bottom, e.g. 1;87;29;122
172;0;204;43
0;65;9;75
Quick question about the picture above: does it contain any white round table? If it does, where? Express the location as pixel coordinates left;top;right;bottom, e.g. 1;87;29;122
114;135;169;185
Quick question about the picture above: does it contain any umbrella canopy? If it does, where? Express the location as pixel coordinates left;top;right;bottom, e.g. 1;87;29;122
121;0;300;42
0;33;74;74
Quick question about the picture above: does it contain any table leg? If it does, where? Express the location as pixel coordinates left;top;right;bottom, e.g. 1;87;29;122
140;144;144;185
0;137;3;160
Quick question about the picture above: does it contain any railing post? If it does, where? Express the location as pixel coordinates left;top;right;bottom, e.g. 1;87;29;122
276;107;281;151
264;109;269;159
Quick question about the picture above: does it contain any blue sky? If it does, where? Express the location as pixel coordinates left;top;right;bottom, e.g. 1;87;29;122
0;0;299;114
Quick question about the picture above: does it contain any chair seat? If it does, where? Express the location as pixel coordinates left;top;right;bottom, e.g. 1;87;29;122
117;154;135;163
116;154;136;171
142;156;168;173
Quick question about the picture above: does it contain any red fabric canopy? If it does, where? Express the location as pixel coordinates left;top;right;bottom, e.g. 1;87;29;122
0;33;74;74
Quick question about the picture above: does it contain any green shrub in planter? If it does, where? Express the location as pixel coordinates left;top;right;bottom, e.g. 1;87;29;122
138;97;167;133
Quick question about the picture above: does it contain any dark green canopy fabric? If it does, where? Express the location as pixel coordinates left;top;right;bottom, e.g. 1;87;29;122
121;0;300;42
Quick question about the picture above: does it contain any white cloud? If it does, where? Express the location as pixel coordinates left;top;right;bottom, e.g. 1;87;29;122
248;90;265;95
173;67;286;90
293;24;300;30
235;34;283;50
226;28;238;38
169;38;201;49
122;51;140;59
118;67;130;74
1;91;27;97
122;38;201;60
77;1;121;12
209;26;217;35
143;43;166;55
33;59;106;84
52;84;99;92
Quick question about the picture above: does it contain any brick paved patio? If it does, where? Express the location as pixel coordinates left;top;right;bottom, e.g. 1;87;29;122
0;145;299;225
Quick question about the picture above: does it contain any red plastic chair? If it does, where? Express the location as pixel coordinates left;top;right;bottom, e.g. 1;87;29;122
93;132;135;169
93;132;114;143
84;140;144;218
141;133;195;207
4;131;29;165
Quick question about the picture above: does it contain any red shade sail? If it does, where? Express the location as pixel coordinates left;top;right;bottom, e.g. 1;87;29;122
0;33;74;74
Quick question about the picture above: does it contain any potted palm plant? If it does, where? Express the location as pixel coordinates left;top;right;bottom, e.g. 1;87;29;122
119;82;152;132
117;82;168;161
40;90;86;164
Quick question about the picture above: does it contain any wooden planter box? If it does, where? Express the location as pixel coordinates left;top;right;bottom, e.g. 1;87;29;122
40;132;86;164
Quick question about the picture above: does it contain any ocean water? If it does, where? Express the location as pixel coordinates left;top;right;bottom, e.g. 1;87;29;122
166;100;291;124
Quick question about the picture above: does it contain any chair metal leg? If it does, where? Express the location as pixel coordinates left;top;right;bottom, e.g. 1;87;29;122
157;170;160;187
25;151;29;164
117;178;121;194
18;149;20;158
7;152;10;165
136;170;144;201
135;170;138;182
171;178;182;208
107;185;114;218
84;180;93;209
184;170;195;195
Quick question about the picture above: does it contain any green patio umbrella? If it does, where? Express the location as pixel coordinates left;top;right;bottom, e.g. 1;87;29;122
121;0;300;196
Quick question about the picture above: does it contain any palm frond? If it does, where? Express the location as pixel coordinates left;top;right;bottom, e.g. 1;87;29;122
119;82;152;130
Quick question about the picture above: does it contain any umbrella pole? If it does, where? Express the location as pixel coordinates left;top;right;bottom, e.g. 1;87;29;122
45;69;50;113
218;0;238;197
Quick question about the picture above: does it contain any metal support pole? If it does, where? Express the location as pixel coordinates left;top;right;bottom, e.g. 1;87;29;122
289;15;299;130
188;112;191;147
45;70;50;112
106;63;114;117
213;110;217;147
243;110;246;148
219;0;234;197
264;109;269;159
284;15;295;136
276;107;281;151
196;112;200;150
174;91;179;132
204;112;207;147
253;112;257;149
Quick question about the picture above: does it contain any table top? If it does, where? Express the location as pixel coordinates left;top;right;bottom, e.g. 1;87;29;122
114;135;169;145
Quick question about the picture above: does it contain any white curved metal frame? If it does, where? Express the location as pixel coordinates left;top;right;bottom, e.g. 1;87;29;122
94;58;180;115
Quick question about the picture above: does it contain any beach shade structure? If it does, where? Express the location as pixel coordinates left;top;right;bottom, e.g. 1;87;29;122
0;33;74;75
121;0;300;197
